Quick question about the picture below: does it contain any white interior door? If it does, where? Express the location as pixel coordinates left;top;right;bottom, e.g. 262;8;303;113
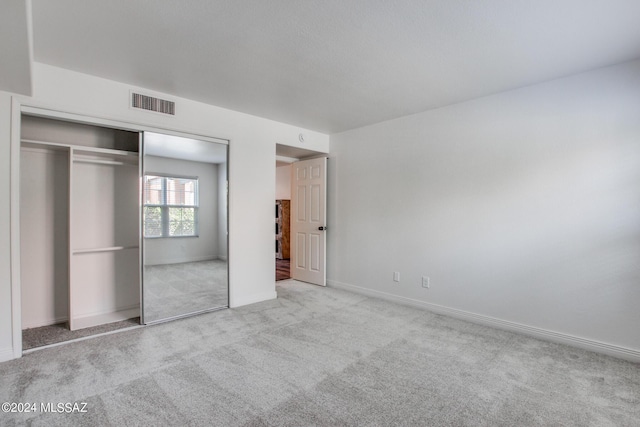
291;157;327;286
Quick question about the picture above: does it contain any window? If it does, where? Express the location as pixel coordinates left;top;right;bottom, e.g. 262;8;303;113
144;175;198;238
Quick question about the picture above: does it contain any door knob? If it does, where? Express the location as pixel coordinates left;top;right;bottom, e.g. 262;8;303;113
318;226;327;231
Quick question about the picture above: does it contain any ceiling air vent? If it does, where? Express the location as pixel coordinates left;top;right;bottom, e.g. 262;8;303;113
131;92;175;115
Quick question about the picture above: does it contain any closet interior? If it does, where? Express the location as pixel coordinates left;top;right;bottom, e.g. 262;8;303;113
19;115;230;351
20;115;140;348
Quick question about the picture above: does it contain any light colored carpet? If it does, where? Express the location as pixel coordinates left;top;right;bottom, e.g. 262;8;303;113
1;280;638;426
22;318;140;351
143;259;228;322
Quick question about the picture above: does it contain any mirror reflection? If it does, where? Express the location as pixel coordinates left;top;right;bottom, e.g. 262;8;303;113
142;132;228;323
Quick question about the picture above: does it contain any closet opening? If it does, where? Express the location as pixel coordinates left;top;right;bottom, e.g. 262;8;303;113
20;115;141;350
18;113;231;352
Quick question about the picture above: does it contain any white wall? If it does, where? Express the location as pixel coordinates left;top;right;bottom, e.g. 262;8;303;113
275;164;291;200
328;59;640;359
0;62;329;361
20;147;69;328
144;156;219;265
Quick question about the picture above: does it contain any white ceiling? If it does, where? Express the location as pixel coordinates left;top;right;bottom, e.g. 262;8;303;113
27;0;640;133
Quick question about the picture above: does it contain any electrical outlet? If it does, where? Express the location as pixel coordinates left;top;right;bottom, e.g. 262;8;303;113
393;271;400;282
422;276;430;288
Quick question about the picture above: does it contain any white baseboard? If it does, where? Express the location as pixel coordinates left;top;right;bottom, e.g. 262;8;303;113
218;255;228;261
71;306;139;330
0;347;16;363
231;290;277;308
22;315;69;330
327;279;640;363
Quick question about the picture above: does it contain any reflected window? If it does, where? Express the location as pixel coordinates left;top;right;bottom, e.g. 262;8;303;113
144;175;199;237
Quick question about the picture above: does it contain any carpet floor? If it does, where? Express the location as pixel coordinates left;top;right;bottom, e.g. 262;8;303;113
144;259;228;322
22;318;140;351
1;280;638;426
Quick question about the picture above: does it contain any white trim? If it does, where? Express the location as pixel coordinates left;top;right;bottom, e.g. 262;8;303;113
71;306;140;331
10;97;23;359
139;132;145;324
68;147;75;330
230;290;277;308
327;279;640;363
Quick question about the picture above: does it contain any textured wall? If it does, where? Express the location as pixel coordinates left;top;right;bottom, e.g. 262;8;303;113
328;60;640;354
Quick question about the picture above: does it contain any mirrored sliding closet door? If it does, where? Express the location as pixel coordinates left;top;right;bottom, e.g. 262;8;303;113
141;132;228;323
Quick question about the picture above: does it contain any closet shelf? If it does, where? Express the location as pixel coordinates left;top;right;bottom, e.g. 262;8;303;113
72;245;139;255
21;139;71;151
22;138;139;158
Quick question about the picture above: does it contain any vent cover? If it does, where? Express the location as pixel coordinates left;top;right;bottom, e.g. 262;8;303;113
131;92;175;115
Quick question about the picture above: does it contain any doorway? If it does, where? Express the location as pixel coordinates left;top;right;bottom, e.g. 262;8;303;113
275;144;326;285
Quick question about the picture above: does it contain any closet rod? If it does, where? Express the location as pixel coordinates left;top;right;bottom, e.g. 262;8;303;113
72;245;139;255
73;158;127;166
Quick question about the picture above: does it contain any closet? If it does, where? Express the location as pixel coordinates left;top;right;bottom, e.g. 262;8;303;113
20;116;140;332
